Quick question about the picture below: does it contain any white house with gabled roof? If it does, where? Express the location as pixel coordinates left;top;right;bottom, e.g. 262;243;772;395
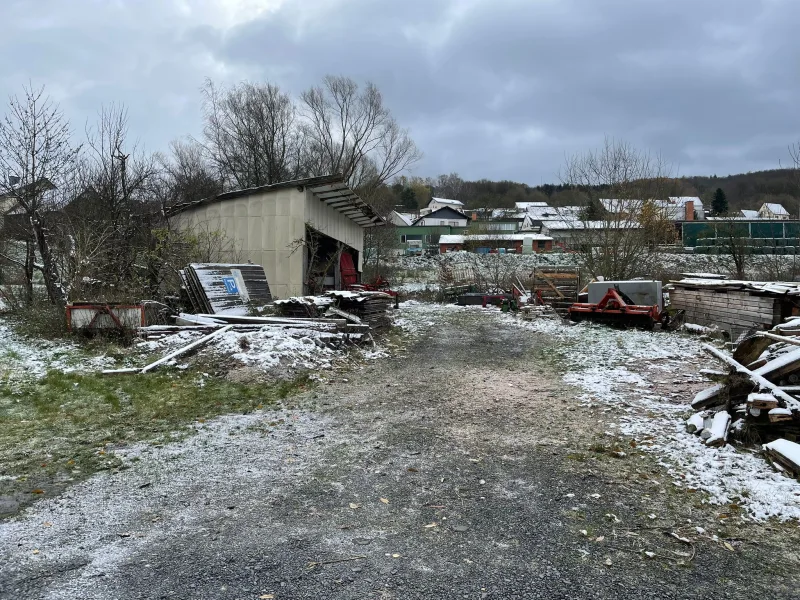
758;202;790;220
419;197;465;216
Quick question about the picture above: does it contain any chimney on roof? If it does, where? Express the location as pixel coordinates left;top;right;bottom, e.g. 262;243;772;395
471;212;477;221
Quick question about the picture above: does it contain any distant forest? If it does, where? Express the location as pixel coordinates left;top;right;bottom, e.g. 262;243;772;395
390;169;800;216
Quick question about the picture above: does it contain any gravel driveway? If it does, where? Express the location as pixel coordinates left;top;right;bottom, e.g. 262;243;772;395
1;308;797;599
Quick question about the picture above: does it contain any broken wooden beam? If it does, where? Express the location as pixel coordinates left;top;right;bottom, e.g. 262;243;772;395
701;344;800;412
747;392;779;410
757;332;800;346
768;407;794;423
763;438;800;476
705;411;731;447
101;368;141;376
691;383;725;409
686;412;705;434
141;325;233;374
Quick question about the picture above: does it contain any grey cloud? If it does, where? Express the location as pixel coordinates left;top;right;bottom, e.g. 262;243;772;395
0;0;798;183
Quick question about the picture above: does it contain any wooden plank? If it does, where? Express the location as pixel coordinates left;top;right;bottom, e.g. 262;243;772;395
702;344;800;411
141;325;234;374
763;439;800;475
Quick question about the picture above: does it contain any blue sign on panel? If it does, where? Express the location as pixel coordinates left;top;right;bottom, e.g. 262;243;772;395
222;276;239;294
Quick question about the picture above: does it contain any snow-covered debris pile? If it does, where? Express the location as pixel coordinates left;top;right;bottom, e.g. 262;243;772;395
135;323;382;375
687;330;800;478
275;290;394;329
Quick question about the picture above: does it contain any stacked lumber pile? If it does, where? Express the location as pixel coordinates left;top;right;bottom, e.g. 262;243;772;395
326;290;394;329
689;325;800;476
273;296;335;318
669;277;800;342
274;291;394;330
531;267;579;314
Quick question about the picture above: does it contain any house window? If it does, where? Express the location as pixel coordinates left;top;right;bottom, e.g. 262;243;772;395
440;220;446;225
401;235;407;243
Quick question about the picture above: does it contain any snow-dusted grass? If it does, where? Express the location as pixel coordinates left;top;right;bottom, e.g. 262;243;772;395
0;323;115;381
0;367;311;509
396;301;800;521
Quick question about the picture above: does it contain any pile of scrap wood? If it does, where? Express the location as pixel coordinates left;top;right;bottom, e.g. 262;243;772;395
327;291;394;329
140;312;368;340
530;267;579;313
276;291;394;330
688;321;800;476
272;296;335;318
668;276;800;342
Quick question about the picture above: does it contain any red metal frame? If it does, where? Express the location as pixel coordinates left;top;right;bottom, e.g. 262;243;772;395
66;304;145;332
568;288;661;323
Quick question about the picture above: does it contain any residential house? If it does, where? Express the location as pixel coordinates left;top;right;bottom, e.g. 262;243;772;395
439;233;553;254
419;197;464;216
413;206;470;228
168;174;384;298
759;202;790;220
740;209;760;219
513;201;549;212
665;197;704;221
388;210;415;226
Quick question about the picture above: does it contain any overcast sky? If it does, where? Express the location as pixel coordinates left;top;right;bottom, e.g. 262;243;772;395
1;0;798;185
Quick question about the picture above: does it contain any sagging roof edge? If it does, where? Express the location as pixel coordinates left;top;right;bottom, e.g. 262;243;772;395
165;174;386;228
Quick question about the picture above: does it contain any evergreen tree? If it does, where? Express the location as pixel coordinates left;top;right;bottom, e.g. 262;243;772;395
583;198;604;220
712;187;728;215
400;187;417;211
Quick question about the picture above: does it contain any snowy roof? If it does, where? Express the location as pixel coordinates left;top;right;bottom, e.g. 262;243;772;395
514;201;549;210
740;209;760;219
429;197;464;207
542;220;637;230
168;174;385;228
412;206;469;224
600;198;641;213
440;233;552;244
668;196;702;206
762;202;789;215
389;210;414;226
670;278;800;296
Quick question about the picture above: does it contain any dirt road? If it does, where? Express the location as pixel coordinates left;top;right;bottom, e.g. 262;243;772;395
1;308;796;599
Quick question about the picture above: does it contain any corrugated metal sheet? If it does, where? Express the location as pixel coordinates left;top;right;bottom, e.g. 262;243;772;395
184;263;272;315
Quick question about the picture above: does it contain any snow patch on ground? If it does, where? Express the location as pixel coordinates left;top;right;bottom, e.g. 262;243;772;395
0;323;113;380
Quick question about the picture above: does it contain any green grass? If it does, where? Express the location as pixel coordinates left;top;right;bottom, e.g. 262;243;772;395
0;369;312;503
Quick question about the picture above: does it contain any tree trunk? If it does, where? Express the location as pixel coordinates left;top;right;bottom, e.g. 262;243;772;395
30;212;67;308
24;239;35;304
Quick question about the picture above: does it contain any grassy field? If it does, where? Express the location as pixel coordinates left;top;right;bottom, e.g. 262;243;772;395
0;368;311;515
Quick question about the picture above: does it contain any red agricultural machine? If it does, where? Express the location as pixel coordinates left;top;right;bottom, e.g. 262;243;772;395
568;281;675;329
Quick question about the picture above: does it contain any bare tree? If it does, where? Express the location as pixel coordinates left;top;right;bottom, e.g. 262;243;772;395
434;172;465;201
788;141;800;221
0;84;80;307
202;79;301;189
81;103;158;288
559;137;678;280
362;186;399;281
301;76;421;196
714;217;752;280
158;138;222;207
